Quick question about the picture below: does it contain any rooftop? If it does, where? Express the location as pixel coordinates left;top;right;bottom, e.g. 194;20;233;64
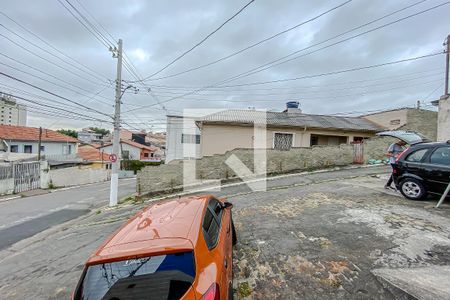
0;124;78;143
199;109;383;132
77;145;110;162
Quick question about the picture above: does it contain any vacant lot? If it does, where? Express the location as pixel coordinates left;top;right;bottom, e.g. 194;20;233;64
230;174;450;299
0;166;449;299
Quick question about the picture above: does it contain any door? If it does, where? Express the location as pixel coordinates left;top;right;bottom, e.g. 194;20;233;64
401;148;430;178
422;146;450;194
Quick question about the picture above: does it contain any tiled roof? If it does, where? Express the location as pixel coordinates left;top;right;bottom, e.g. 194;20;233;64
101;139;157;151
199;109;384;132
78;145;110;161
0;124;79;142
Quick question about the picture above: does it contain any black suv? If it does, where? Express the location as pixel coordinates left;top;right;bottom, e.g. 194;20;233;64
378;131;450;200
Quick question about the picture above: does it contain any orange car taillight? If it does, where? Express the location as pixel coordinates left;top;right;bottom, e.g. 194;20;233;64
200;283;220;300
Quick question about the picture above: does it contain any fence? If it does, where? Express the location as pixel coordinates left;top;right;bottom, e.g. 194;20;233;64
0;161;41;194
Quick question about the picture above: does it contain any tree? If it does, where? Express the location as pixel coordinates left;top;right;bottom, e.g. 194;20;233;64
89;127;110;137
57;129;78;138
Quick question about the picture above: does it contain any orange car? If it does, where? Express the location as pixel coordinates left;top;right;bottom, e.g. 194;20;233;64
72;195;236;300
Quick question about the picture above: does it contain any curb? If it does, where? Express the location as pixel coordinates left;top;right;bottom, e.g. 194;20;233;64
136;164;389;204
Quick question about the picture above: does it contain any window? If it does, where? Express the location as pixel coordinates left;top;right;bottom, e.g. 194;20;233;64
75;252;195;300
122;150;130;159
40;145;45;152
405;149;428;162
430;147;450;166
144;153;149;158
274;133;293;150
202;198;223;250
24;145;32;153
10;145;18;153
181;134;200;144
68;145;72;154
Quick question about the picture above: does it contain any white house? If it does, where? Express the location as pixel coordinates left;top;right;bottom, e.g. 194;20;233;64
0;124;78;156
432;95;450;141
99;139;156;161
166;115;201;163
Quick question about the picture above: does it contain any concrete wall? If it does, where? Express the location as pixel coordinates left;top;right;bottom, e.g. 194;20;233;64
436;96;450;141
200;124;375;156
403;109;438;141
137;137;391;195
362;109;408;130
362;108;438;141
166;116;201;163
0;178;14;195
42;164;110;188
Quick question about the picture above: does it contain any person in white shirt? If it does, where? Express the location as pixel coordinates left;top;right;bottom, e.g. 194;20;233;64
385;140;407;189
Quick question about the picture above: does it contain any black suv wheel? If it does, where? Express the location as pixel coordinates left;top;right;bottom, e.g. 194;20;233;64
399;178;426;200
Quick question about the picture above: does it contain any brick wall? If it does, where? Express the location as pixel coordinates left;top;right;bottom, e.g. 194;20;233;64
137;137;393;196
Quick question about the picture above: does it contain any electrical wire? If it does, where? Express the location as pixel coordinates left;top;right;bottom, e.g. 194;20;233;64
0;11;108;82
219;0;449;85
123;51;443;112
0;72;113;118
139;0;256;80
144;0;354;81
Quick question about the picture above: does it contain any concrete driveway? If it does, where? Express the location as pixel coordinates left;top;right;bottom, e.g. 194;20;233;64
0;166;449;299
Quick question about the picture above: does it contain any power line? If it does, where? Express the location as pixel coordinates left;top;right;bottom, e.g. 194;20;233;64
215;52;444;87
0;23;107;84
2;92;111;123
0;32;107;86
123;51;443;112
0;52;113;103
220;0;448;85
144;0;354;82
0;71;113;118
0;11;109;82
56;0;111;49
139;0;256;80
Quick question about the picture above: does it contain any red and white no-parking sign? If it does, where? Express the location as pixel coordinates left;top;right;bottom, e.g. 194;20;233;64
109;153;118;163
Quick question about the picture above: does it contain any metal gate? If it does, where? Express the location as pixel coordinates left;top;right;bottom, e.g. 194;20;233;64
13;162;41;193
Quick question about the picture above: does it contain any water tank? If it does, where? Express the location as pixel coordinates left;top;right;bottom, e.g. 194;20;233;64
286;101;300;109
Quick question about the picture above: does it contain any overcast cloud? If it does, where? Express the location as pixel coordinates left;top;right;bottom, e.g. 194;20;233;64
1;0;449;131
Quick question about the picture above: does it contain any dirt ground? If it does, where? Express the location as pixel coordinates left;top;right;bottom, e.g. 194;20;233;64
230;175;450;299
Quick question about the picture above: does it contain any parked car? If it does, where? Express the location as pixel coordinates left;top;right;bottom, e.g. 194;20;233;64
72;195;236;300
378;130;450;200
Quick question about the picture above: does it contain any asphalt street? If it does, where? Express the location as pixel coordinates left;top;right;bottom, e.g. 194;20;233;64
0;178;136;250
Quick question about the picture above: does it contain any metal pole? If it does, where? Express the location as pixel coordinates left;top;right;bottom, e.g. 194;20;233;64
445;35;450;96
109;39;122;207
436;181;450;208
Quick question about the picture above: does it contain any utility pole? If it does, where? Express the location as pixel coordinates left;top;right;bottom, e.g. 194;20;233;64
109;39;123;207
445;35;450;96
37;127;42;160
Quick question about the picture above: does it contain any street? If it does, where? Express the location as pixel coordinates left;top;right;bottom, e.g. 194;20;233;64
0;178;135;251
0;166;449;299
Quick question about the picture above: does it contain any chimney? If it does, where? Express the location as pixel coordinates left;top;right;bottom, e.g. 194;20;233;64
285;101;302;113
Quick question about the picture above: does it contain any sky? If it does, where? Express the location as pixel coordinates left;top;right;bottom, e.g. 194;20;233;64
1;0;449;132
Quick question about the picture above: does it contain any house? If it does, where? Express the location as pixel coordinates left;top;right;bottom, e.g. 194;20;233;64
77;129;103;144
77;144;111;169
166;115;201;162
432;95;450;141
99;139;157;161
361;107;438;141
0;124;78;155
196;104;384;156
